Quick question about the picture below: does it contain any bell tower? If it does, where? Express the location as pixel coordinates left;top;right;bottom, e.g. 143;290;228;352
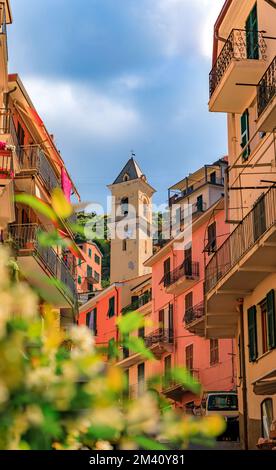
108;156;155;284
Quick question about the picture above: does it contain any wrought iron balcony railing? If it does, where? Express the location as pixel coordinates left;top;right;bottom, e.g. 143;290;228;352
163;260;200;288
18;145;61;193
0;150;13;178
144;328;174;347
121;290;152;314
205;187;276;294
209;29;267;99
9;224;76;301
184;301;205;325
257;56;276;117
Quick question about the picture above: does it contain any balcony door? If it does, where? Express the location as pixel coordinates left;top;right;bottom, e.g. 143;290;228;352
163;257;171;286
253;194;266;242
184;244;192;276
138;363;145;396
246;3;259;59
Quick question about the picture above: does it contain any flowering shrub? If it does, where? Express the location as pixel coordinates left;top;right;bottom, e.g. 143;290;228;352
0;246;226;450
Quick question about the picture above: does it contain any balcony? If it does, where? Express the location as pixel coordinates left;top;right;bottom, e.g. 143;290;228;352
209;29;267;113
257;56;276;132
163;261;200;295
0;149;13;183
9;224;77;308
121;290;152;315
17;145;61;194
116;328;174;369
205;187;276;339
169;176;224;207
162;370;200;401
184;301;205;336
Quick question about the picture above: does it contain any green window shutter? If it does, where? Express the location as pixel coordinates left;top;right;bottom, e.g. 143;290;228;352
241;110;250;160
108;296;115;318
267;290;276;349
246;3;259;59
248;305;258;362
78;275;82;285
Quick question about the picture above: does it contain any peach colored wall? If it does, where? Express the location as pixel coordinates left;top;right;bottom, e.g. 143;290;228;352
76;242;102;293
138;208;235;405
79;285;121;347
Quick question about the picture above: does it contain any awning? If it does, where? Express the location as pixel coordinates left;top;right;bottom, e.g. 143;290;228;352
253;369;276;396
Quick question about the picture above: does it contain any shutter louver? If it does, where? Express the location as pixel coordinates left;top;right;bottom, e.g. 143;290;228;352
248;305;258;362
267;290;276;349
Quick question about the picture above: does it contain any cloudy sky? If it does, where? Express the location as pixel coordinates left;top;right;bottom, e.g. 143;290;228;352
8;0;226;207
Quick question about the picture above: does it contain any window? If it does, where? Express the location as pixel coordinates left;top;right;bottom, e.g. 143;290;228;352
122;239;127;251
88;248;92;258
138;363;145;395
121;197;129;216
94;271;100;283
253;195;266;242
95;254;100;265
185;292;193;323
261;398;274;439
159;309;164;332
88;283;93;292
163;258;171;286
164;355;172;379
196;195;203;212
138;327;145;339
267;289;276;350
86;308;97;335
78;275;82;285
123;173;129;182
184;244;192;276
87;265;93;278
108;296;115;318
241;109;250;160
260;298;269;354
210;171;216;184
210;339;219;365
246;3;259;60
186;344;194;372
207;222;217;254
248;305;258;362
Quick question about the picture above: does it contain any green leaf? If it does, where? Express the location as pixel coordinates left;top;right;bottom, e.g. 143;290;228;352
87;425;119;440
124;336;155;360
108;338;120;360
37;230;70;248
14;194;57;222
170;367;201;395
67;223;86;235
133;436;169;451
117;311;145;334
52;188;73;219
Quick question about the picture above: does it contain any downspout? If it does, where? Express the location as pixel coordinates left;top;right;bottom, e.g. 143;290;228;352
237;298;248;450
115;285;120;343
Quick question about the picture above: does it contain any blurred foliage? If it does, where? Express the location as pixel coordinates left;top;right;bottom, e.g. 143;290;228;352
3;192;227;450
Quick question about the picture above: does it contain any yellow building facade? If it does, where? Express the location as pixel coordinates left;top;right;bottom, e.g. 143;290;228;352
206;0;276;449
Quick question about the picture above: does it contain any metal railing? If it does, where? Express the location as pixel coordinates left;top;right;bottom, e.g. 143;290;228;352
18;145;61;193
209;29;267;98
144;328;174;347
257;56;276;116
122;290;152;314
9;224;76;300
169;175;224;206
205;187;276;294
163;260;200;287
0;150;13;177
162;369;200;392
184;301;205;325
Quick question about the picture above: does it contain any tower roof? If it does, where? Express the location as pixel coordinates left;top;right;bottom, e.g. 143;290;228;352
113;157;144;184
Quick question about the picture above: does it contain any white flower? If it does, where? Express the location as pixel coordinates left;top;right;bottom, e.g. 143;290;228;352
95;441;113;450
26;405;44;426
127;393;159;434
27;367;55;390
69;325;94;353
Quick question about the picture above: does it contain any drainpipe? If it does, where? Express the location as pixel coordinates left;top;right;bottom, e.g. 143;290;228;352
237;298;248;450
115;285;120;343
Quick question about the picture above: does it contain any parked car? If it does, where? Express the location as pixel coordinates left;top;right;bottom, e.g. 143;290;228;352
200;391;239;441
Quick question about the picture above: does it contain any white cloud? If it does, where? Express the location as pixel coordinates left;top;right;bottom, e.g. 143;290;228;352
23;76;142;141
145;0;225;59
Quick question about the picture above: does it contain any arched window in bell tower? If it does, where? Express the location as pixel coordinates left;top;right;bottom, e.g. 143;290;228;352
142;196;149;218
123;173;130;182
121;197;129;216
